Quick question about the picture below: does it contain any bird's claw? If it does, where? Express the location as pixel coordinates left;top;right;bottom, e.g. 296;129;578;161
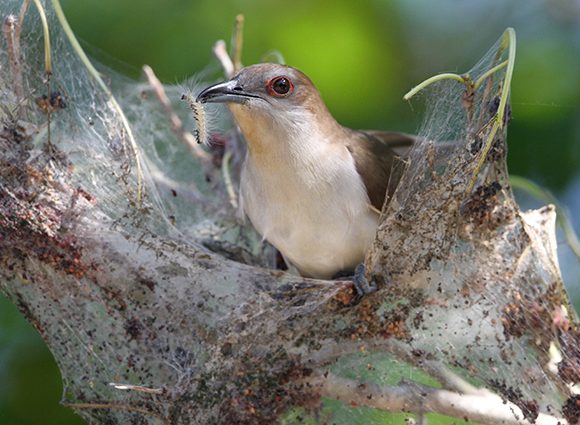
353;263;377;297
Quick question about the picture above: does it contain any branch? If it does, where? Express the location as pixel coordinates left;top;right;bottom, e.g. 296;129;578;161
308;374;566;425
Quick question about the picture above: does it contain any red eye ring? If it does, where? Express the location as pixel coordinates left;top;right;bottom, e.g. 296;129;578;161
266;76;294;97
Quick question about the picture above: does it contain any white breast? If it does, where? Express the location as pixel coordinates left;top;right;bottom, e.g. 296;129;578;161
239;119;378;279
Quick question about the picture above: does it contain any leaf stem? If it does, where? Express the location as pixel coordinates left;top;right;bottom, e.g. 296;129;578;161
31;0;51;75
51;0;144;205
403;73;466;101
466;28;516;194
473;60;508;91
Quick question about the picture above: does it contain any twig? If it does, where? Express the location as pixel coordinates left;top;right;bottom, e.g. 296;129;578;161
420;360;483;395
3;15;25;114
142;65;212;164
109;382;164;395
221;148;238;209
6;0;30;118
212;15;245;79
31;0;54;148
213;40;234;78
211;16;248;208
302;337;484;396
63;401;169;425
17;0;30;30
232;14;244;73
307;373;567;425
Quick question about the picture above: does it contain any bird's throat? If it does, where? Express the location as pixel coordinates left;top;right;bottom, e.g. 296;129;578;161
228;104;274;159
228;103;344;168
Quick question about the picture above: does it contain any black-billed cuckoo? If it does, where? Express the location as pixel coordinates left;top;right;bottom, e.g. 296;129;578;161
197;64;414;280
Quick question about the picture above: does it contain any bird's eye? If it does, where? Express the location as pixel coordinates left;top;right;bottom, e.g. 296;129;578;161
266;76;293;97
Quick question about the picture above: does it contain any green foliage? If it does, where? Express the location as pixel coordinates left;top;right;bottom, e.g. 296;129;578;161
0;297;84;425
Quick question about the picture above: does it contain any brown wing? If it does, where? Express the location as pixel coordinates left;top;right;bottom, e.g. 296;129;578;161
345;130;416;211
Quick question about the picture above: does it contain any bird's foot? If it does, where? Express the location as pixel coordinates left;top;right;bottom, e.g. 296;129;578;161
353;263;377;297
332;264;376;304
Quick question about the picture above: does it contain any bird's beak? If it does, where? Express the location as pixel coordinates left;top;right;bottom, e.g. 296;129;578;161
196;79;263;104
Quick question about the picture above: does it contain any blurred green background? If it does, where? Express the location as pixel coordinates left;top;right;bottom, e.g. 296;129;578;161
1;0;579;424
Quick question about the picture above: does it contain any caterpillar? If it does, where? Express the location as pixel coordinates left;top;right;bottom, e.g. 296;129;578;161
181;93;208;146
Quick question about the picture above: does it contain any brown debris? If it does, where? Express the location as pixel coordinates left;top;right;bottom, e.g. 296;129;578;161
519;399;540;424
35;91;67;114
489;379;539;423
382;316;409;339
563;395;580;425
0;118;94;282
124;317;144;341
332;284;357;307
501;299;527;340
461;182;502;226
558;328;580;385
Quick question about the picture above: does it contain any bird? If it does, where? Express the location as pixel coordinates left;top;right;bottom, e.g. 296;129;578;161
197;63;414;281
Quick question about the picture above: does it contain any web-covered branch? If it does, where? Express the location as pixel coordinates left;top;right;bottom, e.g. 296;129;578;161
0;1;578;425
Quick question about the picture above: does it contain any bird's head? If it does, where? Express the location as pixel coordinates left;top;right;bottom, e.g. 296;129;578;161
196;64;341;156
197;63;322;114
